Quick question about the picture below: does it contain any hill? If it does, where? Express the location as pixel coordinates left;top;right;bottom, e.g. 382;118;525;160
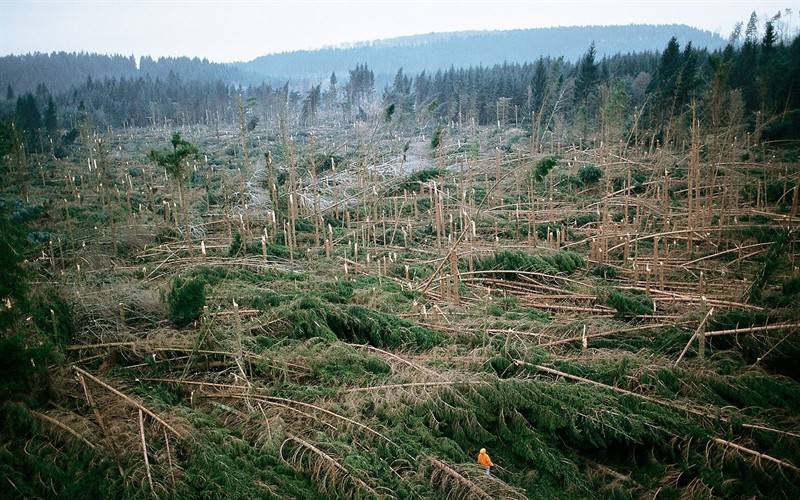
239;24;726;83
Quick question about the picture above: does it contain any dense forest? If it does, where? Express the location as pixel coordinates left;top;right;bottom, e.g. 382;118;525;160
0;52;250;95
2;14;798;151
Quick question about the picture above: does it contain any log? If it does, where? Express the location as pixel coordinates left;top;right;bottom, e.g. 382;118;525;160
73;366;184;438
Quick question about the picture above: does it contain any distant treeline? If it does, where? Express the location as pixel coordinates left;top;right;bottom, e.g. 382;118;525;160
240;24;725;82
1;13;798;153
0;25;724;96
401;21;799;143
0;52;249;95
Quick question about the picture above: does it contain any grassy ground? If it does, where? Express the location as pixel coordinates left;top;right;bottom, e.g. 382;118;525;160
2;118;800;499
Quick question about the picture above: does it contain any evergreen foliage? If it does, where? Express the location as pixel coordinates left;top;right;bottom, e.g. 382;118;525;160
605;289;654;317
148;132;200;181
0;209;29;330
167;276;206;326
278;295;445;350
532;156;559;182
397;167;446;193
474;250;585;277
430;126;443;149
577;164;603;185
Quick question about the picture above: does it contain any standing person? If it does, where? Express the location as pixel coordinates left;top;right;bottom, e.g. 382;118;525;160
477;448;494;475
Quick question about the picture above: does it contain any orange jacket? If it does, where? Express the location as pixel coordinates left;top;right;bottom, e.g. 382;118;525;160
477;449;493;468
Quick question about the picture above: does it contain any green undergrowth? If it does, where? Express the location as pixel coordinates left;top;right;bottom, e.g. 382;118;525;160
272;294;445;350
0;403;136;499
531;156;559;183
227;230;295;259
590;326;691;354
547;354;800;446
0;209;72;405
188;265;303;286
604;289;654;318
309;344;391;385
708;309;769;331
178;411;322;499
380;378;705;498
394;167;447;194
247;339;392;387
472;250;585;278
167;276;206;326
748;230;790;302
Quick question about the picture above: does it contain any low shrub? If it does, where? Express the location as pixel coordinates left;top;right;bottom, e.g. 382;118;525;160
531;156;559;182
578;164;603;185
167;276;206;326
397;167;446;193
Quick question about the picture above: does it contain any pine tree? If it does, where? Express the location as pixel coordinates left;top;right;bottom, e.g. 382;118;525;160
674;42;698;113
44;97;58;138
531;58;548;114
5;84;13;101
734;12;761;112
327;72;338;110
149;133;201;255
573;43;600;138
745;12;759;45
646;36;684;126
763;21;777;52
14;94;42;147
760;21;780;113
574;42;599;105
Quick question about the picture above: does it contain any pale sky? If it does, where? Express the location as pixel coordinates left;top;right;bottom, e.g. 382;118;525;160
1;0;797;62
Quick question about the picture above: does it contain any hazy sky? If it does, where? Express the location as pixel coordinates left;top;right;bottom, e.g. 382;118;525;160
1;0;797;62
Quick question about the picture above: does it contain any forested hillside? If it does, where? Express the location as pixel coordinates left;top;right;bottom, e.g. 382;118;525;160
240;24;725;82
0;52;249;96
1;24;723;98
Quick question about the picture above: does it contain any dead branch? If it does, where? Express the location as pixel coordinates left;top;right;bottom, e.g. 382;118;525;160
138;409;156;496
73;366;184;438
28;410;96;450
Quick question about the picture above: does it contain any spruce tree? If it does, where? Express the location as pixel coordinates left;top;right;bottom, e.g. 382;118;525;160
574;42;598;105
149;133;201;255
14;94;42;147
531;58;548;113
44;97;58;138
674;42;698;112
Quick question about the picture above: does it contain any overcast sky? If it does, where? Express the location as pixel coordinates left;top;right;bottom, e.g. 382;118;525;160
1;0;797;62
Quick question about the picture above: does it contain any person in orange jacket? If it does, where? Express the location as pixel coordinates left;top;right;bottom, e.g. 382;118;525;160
477;448;493;475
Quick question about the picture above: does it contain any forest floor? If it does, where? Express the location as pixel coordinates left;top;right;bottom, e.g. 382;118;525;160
3;120;800;499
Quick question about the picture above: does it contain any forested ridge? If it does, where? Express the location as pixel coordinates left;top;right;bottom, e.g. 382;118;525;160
0;52;250;95
239;24;724;81
1;24;723;97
